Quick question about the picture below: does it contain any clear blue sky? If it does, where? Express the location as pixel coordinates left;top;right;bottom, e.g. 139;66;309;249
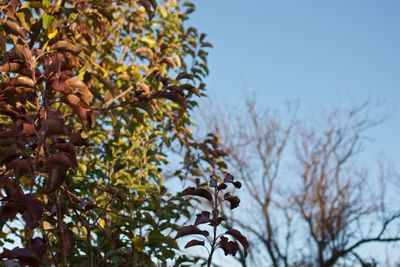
188;1;400;265
191;0;400;166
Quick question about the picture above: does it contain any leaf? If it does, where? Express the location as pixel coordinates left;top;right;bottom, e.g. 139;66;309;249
184;239;205;249
223;193;240;209
179;187;212;202
174;225;209;240
65;78;93;104
41;14;53;30
219;236;239;256
224;229;249;257
30;237;47;261
38;111;67;139
194;211;211;226
0;19;27;39
135;47;154;61
158;90;187;109
22;194;44;229
209;176;218;187
223;173;242;188
51;40;81;55
217;183;227;191
176;72;194;81
0;248;40;265
139;0;155;19
47;28;58;39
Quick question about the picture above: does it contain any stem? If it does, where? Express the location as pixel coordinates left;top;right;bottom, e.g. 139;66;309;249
207;187;219;267
55;192;68;267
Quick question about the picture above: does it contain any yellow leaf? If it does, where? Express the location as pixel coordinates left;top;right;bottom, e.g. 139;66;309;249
47;28;58;39
99;218;106;228
16;13;30;31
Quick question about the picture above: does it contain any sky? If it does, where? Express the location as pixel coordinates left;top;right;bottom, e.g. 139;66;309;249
190;0;400;170
187;0;400;265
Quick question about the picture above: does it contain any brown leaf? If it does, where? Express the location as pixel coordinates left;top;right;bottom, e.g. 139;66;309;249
219;236;239;256
194;211;211;226
158;90;187;109
22;194;44;229
0;20;27;39
139;0;155;19
38;112;67;139
51;40;81;55
71;129;88;146
176;72;194;81
224;229;249;257
8;158;32;180
65;78;93;105
4;44;32;64
30;237;47;262
179;187;212;202
9;76;35;88
103;185;126;201
223;173;242;188
46;163;68;193
174;225;209;240
0;248;40;265
223;193;240;210
184;239;205;249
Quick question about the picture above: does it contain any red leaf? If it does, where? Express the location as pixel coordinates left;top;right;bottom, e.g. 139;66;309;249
174;225;209;240
224;229;249;257
223;173;242;188
158;90;187;109
30;237;47;261
21;194;44;229
194;211;211;226
0;248;40;264
184;239;205;249
0;20;27;39
223;193;240;209
51;40;81;55
209;176;218;187
180;187;212;202
219;236;239;256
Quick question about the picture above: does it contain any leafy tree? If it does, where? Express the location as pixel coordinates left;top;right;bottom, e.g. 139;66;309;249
0;0;227;266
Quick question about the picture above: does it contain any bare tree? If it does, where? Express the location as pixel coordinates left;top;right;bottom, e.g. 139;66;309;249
200;97;400;267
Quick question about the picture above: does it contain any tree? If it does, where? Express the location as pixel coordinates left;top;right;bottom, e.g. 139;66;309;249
0;1;226;266
202;97;400;267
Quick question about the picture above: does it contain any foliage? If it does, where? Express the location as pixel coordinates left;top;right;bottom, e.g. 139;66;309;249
175;173;249;267
0;0;222;266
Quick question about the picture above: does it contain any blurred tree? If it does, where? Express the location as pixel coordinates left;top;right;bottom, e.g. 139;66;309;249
202;97;400;267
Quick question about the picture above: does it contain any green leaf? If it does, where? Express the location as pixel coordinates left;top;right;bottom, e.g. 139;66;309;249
42;14;53;30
